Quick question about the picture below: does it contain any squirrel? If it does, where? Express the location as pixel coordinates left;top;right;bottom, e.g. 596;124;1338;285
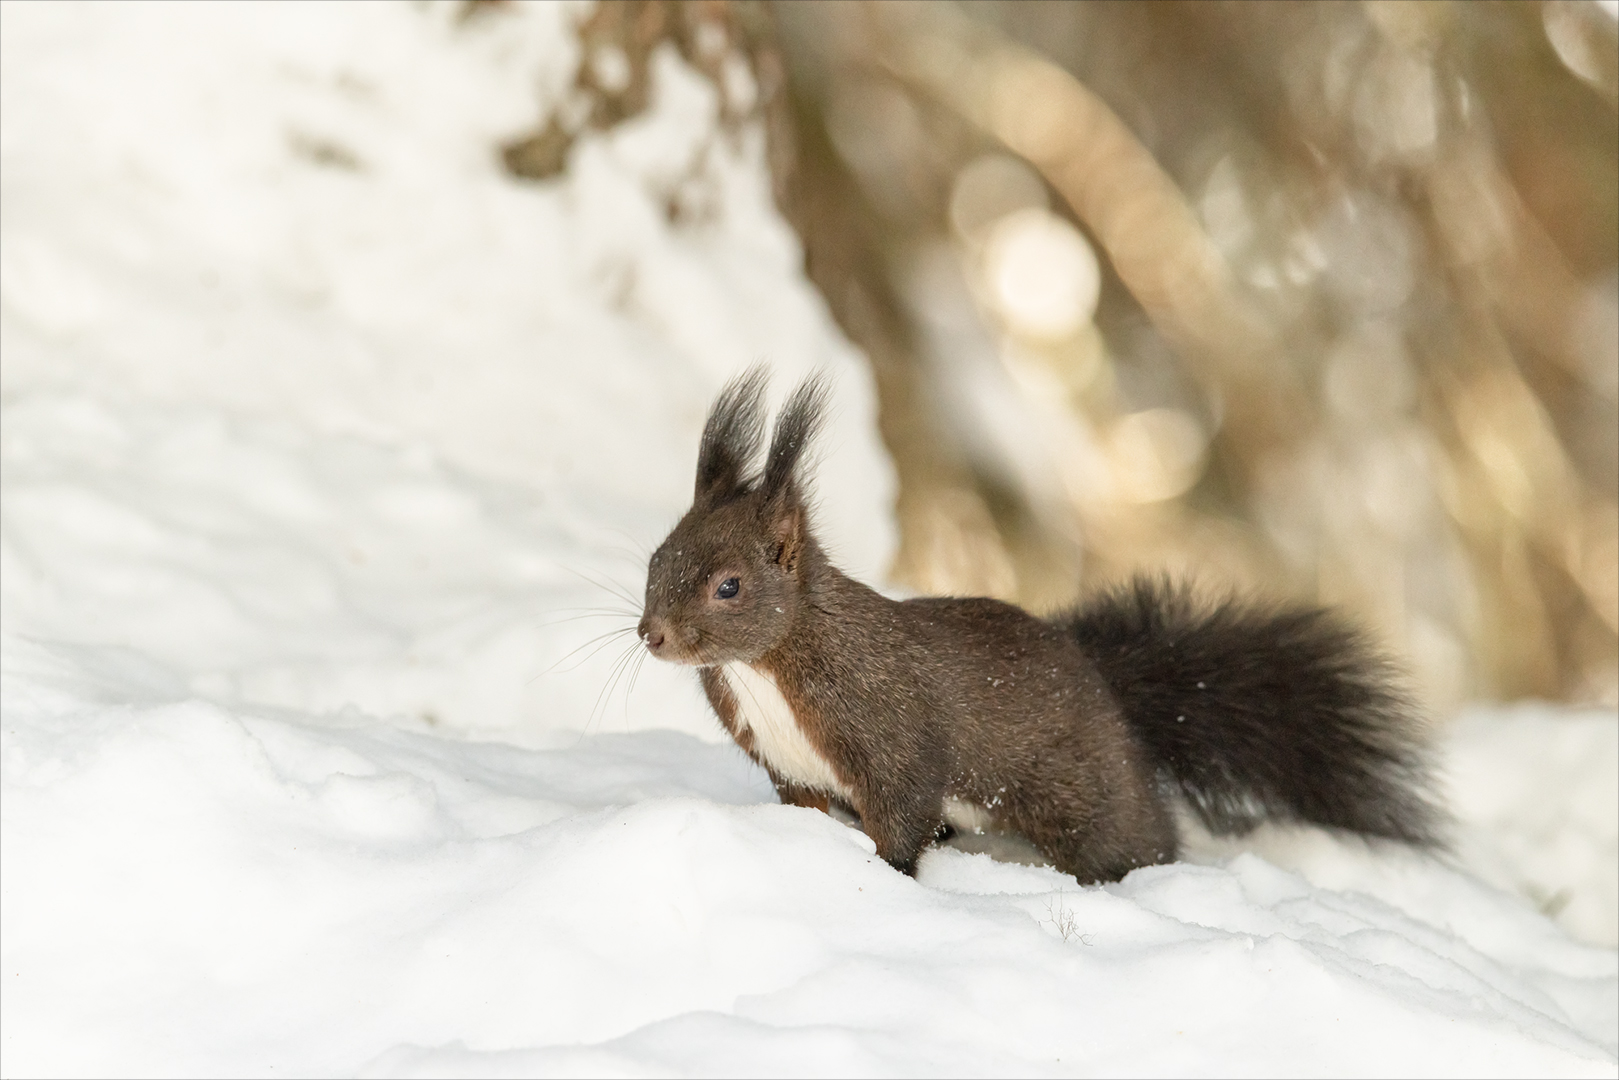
637;369;1442;880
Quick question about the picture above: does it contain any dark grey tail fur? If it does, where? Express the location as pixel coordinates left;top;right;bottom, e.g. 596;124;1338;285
1063;577;1443;846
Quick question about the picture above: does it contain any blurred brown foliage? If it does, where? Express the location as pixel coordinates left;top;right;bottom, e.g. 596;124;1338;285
500;0;1618;712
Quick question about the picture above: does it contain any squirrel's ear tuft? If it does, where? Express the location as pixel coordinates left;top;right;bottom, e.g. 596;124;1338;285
696;367;768;503
762;373;829;502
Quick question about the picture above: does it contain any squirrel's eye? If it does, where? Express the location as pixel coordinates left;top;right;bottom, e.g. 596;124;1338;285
715;577;740;600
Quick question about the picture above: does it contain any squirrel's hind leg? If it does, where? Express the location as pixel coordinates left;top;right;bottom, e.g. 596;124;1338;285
1012;786;1178;884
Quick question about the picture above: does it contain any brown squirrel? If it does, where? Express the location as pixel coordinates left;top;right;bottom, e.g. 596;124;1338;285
638;370;1441;880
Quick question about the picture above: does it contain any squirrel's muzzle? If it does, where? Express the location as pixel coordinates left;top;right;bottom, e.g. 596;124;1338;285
638;613;704;665
637;614;663;650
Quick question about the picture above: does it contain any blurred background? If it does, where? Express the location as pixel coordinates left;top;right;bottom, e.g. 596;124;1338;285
495;0;1618;715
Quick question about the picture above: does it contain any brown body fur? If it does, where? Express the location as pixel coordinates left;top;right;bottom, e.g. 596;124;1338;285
700;562;1173;879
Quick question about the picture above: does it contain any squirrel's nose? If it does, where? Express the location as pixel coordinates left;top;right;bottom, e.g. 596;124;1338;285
639;615;666;651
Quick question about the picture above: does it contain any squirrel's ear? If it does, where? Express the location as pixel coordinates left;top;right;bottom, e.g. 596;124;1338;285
767;489;806;573
761;375;826;573
695;367;768;504
761;374;829;502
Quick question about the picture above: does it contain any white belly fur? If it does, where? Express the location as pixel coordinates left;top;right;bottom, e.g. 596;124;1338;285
721;662;852;801
941;796;996;835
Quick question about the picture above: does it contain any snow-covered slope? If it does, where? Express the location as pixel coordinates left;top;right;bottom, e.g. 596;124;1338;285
2;3;1614;1077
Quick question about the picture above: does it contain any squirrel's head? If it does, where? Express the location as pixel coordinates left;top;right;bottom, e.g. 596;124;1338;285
639;368;827;667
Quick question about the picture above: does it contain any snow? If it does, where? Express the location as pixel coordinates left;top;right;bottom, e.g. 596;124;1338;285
1;3;1615;1077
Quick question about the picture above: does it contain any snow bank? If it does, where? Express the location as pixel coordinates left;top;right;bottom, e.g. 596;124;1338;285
5;650;1616;1077
2;3;1615;1077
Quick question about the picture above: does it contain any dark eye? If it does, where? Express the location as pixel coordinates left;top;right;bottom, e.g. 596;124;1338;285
715;577;740;600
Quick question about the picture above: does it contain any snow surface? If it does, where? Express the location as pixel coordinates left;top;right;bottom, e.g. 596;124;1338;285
1;3;1615;1077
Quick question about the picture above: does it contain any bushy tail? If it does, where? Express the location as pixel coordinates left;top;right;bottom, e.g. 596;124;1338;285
1064;577;1443;846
